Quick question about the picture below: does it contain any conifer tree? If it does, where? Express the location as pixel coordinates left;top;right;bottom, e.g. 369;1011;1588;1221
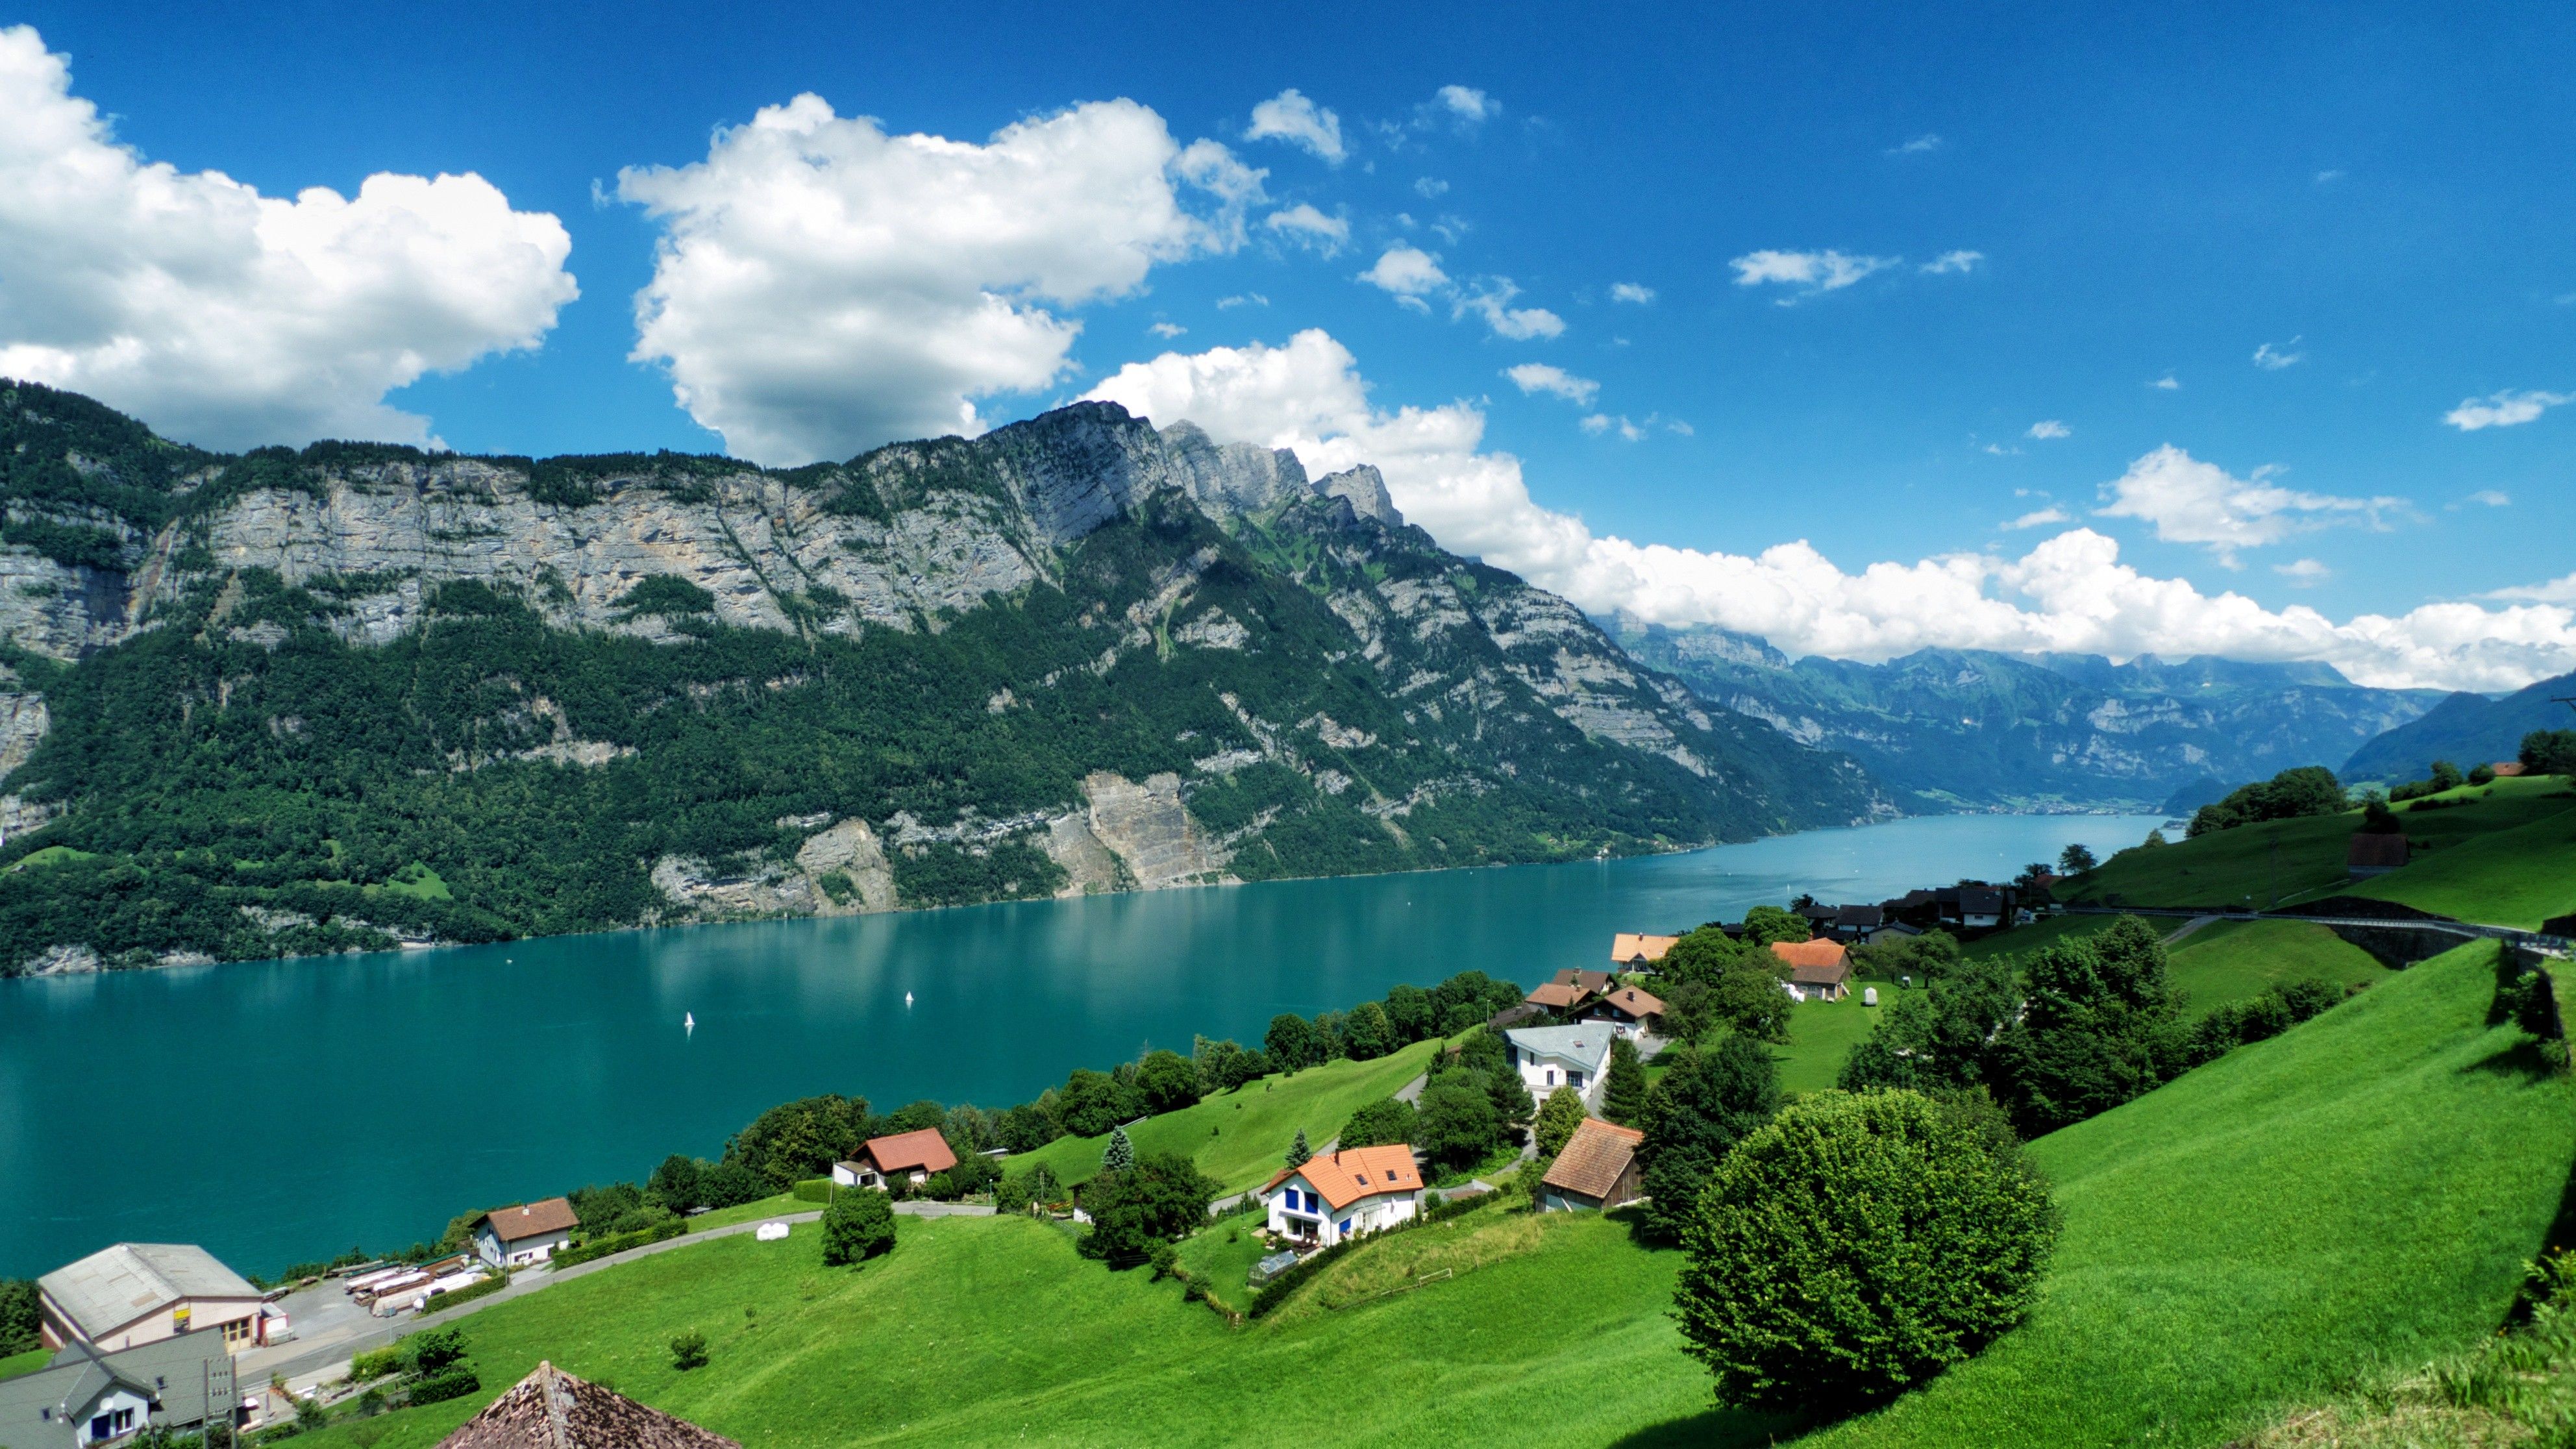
1285;1127;1312;1168
1603;1036;1648;1125
1102;1124;1135;1173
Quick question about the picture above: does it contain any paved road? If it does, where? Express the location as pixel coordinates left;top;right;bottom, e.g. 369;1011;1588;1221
246;1200;992;1389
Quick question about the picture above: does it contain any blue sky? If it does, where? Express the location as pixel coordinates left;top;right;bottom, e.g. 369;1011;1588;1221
5;1;2571;690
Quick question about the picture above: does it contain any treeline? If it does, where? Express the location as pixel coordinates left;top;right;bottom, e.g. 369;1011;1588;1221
2185;765;2349;837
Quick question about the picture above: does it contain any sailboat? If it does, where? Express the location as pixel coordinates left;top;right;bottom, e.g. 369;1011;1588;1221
684;1011;695;1033
904;991;914;1007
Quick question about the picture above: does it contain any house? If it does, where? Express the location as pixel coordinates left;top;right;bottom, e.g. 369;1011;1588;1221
1551;968;1618;993
1771;939;1853;1002
1486;1002;1546;1032
1609;934;1679;970
833;1128;959;1190
1861;921;1922;947
436;1361;741;1448
1955;886;2005;929
1261;1144;1424;1249
475;1200;580;1270
2347;832;2412;876
1505;1024;1616;1105
1522;980;1598;1016
1539;1118;1646;1212
2493;762;2529;778
1579;984;1666;1039
37;1245;266;1355
0;1331;238;1448
1829;904;1885;941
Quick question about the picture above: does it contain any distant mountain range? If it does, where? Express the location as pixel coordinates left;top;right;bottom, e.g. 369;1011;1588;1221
1602;615;2448;813
0;382;1885;972
2341;670;2576;784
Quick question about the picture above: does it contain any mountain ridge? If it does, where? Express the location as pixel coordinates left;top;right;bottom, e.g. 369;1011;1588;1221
0;382;1884;972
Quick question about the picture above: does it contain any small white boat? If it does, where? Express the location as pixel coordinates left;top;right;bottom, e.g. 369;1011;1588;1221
904;991;914;1007
684;1012;695;1032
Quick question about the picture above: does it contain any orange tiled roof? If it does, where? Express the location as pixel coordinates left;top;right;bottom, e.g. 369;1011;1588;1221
1769;939;1848;971
861;1128;958;1176
1592;985;1665;1019
1609;934;1679;964
482;1198;580;1243
1542;1118;1645;1202
1263;1144;1424;1213
1526;982;1593;1009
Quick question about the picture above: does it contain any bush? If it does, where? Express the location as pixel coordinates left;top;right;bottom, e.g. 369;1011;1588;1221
670;1328;709;1372
1134;1049;1203;1113
1337;1096;1419;1150
791;1178;833;1203
1674;1089;2057;1413
417;1272;510;1315
349;1346;407;1382
549;1219;684;1268
821;1188;897;1266
405;1365;481;1406
1076;1153;1218;1267
409;1326;469;1375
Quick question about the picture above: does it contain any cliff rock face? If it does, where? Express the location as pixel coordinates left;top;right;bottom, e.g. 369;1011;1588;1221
0;382;1883;971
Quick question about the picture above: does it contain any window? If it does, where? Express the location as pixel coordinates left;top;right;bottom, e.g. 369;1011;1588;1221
1570;1071;1585;1088
223;1315;252;1345
1545;1069;1556;1085
1339;1219;1352;1235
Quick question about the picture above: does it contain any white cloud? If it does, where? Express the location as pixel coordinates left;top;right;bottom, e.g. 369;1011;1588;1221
1359;245;1448;296
2095;445;2402;563
1245;88;1345;163
1456;279;1565;340
616;93;1257;466
2444;388;2572;431
1729;249;1898;300
1413;177;1448;197
2150;375;2181;391
1149;321;1185;338
2253;338;2305;370
1579;414;1648;441
1435;85;1499;123
2006;507;2072;529
1081;329;2575;692
1217;292;1268;309
2490;573;2576;605
1263;203;1348;254
1889;134;1944;155
2466;489;2512;507
1505;363;1598;405
0;25;576;450
2025;419;2071;440
1609;282;1656;304
1982;443;2022;456
1666;419;1694;436
2315;169;2346;184
2274;558;2330;586
1920;250;1984;275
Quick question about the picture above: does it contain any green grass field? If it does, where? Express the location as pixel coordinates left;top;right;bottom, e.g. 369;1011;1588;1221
1770;991;1900;1095
2165;919;2396;1017
2355;795;2576;928
2057;774;2575;915
1004;1037;1443;1195
0;1345;49;1380
1959;911;2119;961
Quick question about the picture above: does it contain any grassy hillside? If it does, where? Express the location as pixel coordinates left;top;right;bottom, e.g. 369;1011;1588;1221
1004;1039;1444;1194
2353;795;2576;928
275;937;2568;1449
2057;774;2574;915
2165;919;2394;1017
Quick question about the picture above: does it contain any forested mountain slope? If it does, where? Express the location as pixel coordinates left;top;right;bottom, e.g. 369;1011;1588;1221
0;382;1883;972
2341;668;2576;783
1605;615;2440;812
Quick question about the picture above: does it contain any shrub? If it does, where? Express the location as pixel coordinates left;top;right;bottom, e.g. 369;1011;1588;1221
670;1329;709;1372
821;1188;897;1266
417;1272;510;1315
791;1178;833;1204
349;1346;406;1382
1533;1085;1589;1158
1674;1089;2057;1412
408;1326;469;1375
1338;1096;1419;1150
549;1219;684;1268
404;1365;481;1406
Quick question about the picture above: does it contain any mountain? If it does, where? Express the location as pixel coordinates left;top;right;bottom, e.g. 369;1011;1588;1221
2341;671;2576;783
0;382;1885;972
1602;615;2445;812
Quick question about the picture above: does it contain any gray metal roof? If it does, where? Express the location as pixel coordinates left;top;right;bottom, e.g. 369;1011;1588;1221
0;1341;154;1444
38;1243;262;1339
1504;1024;1615;1074
0;1333;239;1443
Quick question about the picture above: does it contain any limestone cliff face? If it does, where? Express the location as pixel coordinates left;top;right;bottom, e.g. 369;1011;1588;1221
0;384;1886;968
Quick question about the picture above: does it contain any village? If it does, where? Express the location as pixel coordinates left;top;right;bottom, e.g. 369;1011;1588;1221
1;872;2059;1449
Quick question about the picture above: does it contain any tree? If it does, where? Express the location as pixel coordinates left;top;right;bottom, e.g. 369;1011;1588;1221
2360;799;2403;833
2188;765;2349;836
1740;905;1811;947
644;1155;702;1214
1711;963;1792;1043
1134;1050;1202;1113
726;1093;871;1190
697;1159;770;1209
2057;843;2098;874
2469;762;2497;786
1285;1128;1313;1169
1659;978;1717;1044
1077;1153;1218;1266
1639;1035;1783;1240
1383;984;1433;1043
1055;1069;1132;1139
1339;1096;1420;1150
1838;954;2018;1096
1674;1089;2057;1412
1343;1000;1396;1061
821;1187;897;1266
1657;925;1752;987
1993;915;2183;1133
1101;1124;1136;1173
1414;1072;1504;1170
1023;1163;1064;1207
2522;730;2576;776
1265;1013;1322;1072
0;1277;45;1355
1602;1036;1648;1125
2431;760;2466;791
669;1329;710;1372
1533;1085;1589;1158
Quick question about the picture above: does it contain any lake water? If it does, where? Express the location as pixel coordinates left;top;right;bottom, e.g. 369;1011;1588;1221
0;812;2160;1276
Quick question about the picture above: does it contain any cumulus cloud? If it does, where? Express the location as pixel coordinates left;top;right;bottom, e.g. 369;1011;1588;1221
1505;363;1598;404
617;94;1258;465
2095;445;2402;564
2026;419;2071;440
1263;203;1348;254
1609;282;1656;304
0;25;576;450
2274;558;2330;586
1149;321;1185;338
1456;280;1565;340
1729;249;1898;300
1245;88;1345;163
1920;249;1984;275
2444;388;2572;431
1435;85;1499;123
1359;245;1448;297
1889;134;1944;155
2490;573;2576;605
1413;177;1449;197
2253;338;2305;370
1081;329;2576;691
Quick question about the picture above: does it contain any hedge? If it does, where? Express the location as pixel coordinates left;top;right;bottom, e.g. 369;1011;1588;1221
551;1219;686;1269
416;1273;510;1316
404;1365;481;1406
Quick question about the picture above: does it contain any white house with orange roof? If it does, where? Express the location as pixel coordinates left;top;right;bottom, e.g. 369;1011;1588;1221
1261;1144;1424;1249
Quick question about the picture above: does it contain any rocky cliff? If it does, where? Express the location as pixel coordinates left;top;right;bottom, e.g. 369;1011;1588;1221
0;382;1883;972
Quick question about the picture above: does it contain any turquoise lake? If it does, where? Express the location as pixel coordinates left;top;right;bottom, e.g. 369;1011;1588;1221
0;812;2161;1276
